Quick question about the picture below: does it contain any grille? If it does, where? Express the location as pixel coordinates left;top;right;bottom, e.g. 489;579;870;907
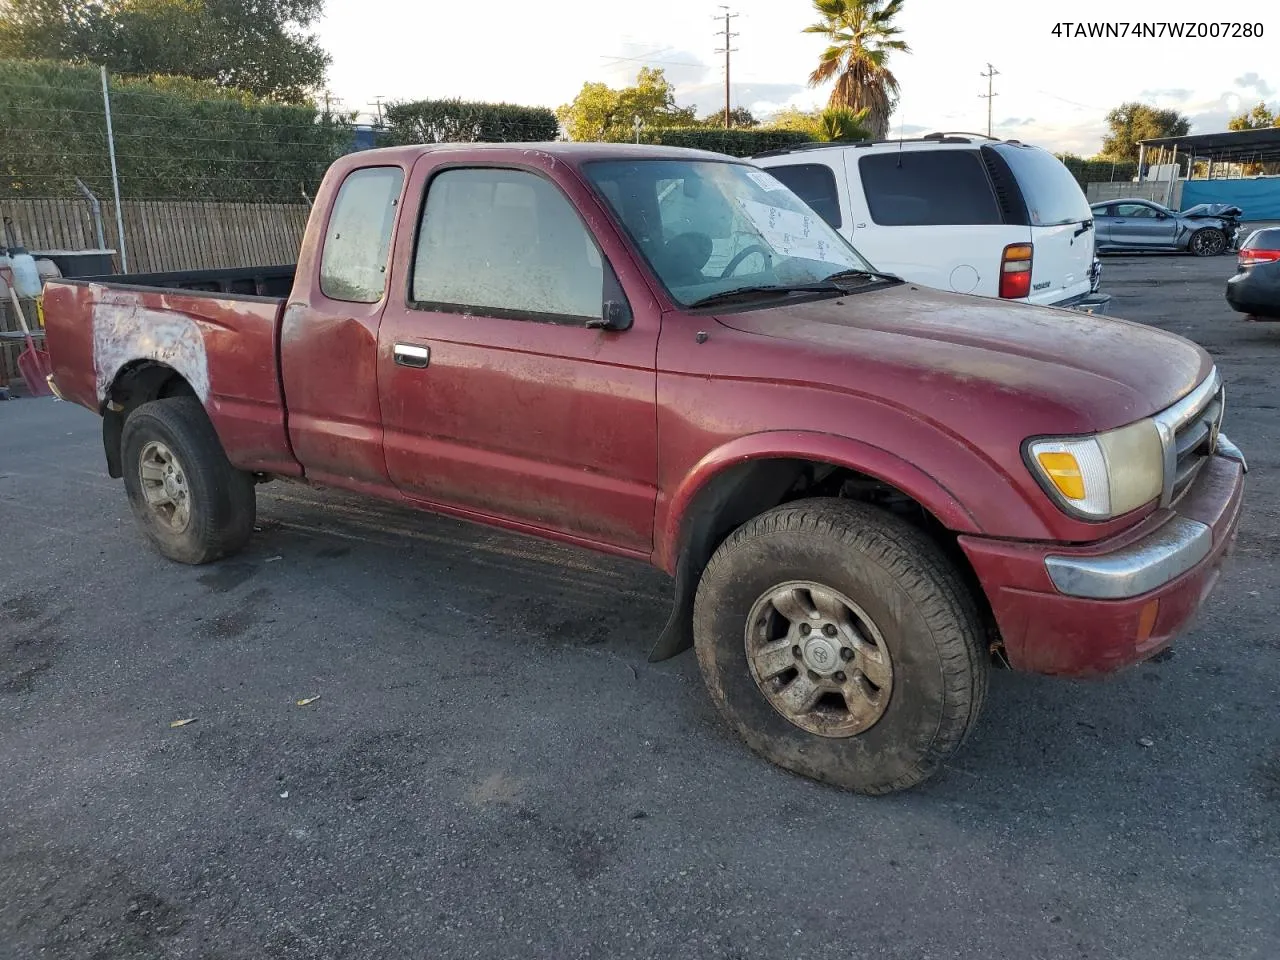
1169;383;1224;501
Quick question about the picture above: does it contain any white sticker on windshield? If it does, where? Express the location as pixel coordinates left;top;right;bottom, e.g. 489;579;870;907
736;198;856;266
744;168;789;192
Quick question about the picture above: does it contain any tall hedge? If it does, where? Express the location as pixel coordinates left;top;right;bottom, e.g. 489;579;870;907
0;59;349;201
382;99;559;145
610;127;817;158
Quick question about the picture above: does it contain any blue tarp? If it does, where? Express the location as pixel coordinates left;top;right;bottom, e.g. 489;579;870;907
1180;178;1280;220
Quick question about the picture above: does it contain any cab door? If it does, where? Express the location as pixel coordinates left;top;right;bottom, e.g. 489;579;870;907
375;157;660;553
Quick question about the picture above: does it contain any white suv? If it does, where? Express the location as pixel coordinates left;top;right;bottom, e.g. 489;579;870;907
753;133;1110;313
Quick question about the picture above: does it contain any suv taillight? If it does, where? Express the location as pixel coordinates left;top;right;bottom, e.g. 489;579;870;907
1239;248;1280;267
999;243;1033;299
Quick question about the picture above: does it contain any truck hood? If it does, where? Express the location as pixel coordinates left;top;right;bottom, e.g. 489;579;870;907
713;284;1211;434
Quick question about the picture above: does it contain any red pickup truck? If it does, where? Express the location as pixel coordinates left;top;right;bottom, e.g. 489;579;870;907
43;143;1246;794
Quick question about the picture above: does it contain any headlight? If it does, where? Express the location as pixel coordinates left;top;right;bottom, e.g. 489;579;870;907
1026;419;1163;520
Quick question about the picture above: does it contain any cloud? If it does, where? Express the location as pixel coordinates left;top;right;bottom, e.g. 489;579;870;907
598;45;711;89
1139;88;1194;102
998;117;1038;128
1235;72;1275;98
675;81;815;118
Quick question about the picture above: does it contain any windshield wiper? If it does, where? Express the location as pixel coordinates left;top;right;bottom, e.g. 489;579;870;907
685;283;844;309
821;268;902;285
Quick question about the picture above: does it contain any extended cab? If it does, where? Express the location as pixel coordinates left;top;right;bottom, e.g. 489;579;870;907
43;143;1246;795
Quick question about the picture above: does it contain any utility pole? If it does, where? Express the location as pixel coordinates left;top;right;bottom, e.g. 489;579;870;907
370;96;386;127
714;6;739;128
979;63;999;137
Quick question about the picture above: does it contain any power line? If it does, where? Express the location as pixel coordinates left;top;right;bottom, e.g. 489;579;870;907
979;63;1000;137
714;6;739;129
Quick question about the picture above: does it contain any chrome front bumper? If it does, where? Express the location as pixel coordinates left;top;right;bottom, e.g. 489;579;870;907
1044;434;1246;600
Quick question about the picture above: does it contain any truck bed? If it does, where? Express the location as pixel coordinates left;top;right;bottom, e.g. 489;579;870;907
79;264;296;298
42;274;301;477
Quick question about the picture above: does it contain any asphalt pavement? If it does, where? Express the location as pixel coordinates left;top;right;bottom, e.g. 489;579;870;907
2;254;1278;959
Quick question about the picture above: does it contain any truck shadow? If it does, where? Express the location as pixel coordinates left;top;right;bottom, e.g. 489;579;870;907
241;478;1275;847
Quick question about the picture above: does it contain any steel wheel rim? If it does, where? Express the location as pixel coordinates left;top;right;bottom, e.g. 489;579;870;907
744;580;894;738
138;440;191;533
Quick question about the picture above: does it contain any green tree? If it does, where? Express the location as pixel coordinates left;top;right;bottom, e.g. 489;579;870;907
817;105;870;141
803;0;908;139
1098;102;1190;161
0;0;330;103
1227;100;1278;131
766;106;822;135
556;67;697;141
700;106;757;128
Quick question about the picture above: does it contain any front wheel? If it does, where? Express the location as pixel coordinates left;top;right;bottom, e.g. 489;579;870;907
1189;227;1226;257
692;499;988;795
121;397;256;564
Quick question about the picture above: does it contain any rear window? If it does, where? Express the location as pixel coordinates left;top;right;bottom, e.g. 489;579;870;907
1242;228;1280;250
763;163;842;229
858;150;1000;226
990;144;1091;227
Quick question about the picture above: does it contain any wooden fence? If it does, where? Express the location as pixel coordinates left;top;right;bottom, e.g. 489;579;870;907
1;198;310;275
0;199;310;389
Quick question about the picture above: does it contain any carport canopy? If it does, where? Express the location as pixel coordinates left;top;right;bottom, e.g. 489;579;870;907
1138;127;1280;170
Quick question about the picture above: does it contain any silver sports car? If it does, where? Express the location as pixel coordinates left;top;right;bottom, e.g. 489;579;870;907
1090;198;1232;256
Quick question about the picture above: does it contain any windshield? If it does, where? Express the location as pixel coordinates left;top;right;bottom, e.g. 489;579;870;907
991;144;1093;227
583;159;879;306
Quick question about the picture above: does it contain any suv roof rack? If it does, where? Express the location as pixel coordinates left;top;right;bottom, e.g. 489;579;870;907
751;132;1025;159
920;131;999;142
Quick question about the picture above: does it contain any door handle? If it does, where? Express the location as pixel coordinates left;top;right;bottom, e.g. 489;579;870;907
394;343;430;368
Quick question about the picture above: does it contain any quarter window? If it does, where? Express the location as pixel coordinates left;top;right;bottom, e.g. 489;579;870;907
858;150;1001;226
412;168;604;321
320;166;404;303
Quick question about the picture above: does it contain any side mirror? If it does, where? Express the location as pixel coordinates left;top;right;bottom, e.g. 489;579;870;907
1155;212;1168;219
586;299;633;332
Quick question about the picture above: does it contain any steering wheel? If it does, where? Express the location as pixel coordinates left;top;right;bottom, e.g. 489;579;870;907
720;244;772;279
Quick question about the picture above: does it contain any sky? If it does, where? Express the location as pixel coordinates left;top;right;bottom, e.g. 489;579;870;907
316;0;1277;155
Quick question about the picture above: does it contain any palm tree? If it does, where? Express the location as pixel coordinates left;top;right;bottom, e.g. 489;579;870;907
804;0;909;140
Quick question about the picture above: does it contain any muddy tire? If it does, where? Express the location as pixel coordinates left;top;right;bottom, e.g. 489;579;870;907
692;498;988;795
121;397;255;565
1189;227;1226;257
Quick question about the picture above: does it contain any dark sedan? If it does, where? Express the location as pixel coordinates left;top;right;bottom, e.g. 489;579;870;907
1226;228;1280;319
1091;198;1230;256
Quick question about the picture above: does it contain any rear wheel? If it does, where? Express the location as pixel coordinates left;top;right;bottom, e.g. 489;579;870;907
1189;227;1226;257
692;499;988;795
121;397;255;564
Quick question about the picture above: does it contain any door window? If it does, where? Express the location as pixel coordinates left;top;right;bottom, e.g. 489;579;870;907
1114;203;1159;218
763;163;842;229
412;168;604;322
320;166;405;303
858;150;1001;226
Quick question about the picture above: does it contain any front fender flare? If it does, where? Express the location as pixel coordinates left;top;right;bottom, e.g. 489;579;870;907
656;430;982;573
646;431;987;663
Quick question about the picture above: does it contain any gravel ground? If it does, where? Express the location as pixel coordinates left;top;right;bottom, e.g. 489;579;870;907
2;254;1278;959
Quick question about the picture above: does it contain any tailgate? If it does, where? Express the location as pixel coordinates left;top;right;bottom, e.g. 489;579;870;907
986;143;1097;308
1026;222;1095;307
